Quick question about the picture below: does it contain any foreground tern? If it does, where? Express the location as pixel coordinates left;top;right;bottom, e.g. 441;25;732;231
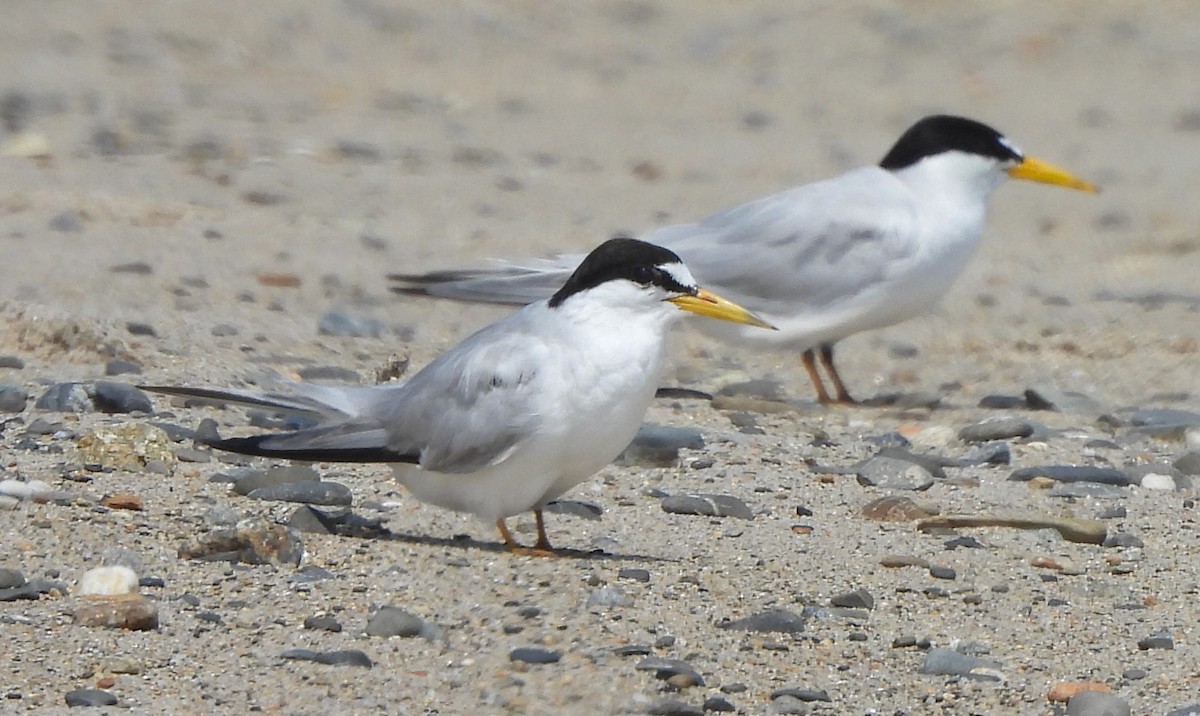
390;115;1098;404
146;238;773;555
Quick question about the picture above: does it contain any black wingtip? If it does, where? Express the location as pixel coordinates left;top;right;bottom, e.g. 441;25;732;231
205;434;418;464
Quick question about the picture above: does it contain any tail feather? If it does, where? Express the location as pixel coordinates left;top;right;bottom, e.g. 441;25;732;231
206;433;417;464
388;260;580;306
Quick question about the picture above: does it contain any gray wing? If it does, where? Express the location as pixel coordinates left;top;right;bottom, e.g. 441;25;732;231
389;256;580;306
647;166;921;316
367;307;552;474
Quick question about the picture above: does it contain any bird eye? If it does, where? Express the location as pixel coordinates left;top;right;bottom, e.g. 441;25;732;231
632;265;655;284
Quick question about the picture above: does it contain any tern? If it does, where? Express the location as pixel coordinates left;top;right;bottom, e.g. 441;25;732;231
390;115;1097;404
145;238;773;555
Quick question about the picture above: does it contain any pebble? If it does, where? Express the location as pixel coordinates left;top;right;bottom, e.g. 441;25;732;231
830;588;874;609
958;416;1035;442
0;568;24;589
929;565;957;580
100;493;144;511
1176;451;1200;475
660;493;753;519
303;615;343;632
77;422;176;471
1008;466;1131;486
73;594;159;630
177;517;304;566
1066;691;1131;716
771;688;831;702
0;579;66;601
917;514;1107;544
635;656;704;685
716;608;806;634
64;688;117;707
49;210;84;233
280;648;373;668
618;568;651;583
0;355;25;369
0;384;27;412
919;648;1003;681
1137;632;1174;650
646;699;703;716
509;647;562;665
770;695;810;714
232;465;321;496
317;311;385;338
860;495;936;522
247;480;352;506
958;441;1011;466
978;394;1025;409
1048;681;1111;702
104;359;142;376
586;586;631;608
296;365;360;383
1140;472;1177;490
92;382;153;413
0;479;53;500
364;606;433;638
616;425;705;467
702;696;736;712
853;456;934;491
1024;386;1103;414
35;382;92;412
78;566;138;596
1130;408;1200;428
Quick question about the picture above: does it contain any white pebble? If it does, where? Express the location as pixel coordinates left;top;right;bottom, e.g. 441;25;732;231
909;425;956;450
1140;473;1176;491
0;479;52;500
78;566;139;596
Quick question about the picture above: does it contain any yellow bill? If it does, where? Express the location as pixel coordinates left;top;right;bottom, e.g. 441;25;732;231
1008;156;1099;193
668;288;777;330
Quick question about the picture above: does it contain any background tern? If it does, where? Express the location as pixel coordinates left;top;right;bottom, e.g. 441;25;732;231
390;115;1098;404
146;238;773;555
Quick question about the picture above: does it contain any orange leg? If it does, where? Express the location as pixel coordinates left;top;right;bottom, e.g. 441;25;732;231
801;349;834;405
819;343;856;405
533;510;553;551
496;515;558;557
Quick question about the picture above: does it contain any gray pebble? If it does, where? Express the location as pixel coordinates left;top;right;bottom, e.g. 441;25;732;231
64;688;117;707
296;366;360;383
0;384;28;413
0;579;66;601
1066;691;1132;716
830;588;874;609
919;648;1003;680
110;261;153;275
1130;408;1200;428
616;425;705;467
1138;631;1174;650
104;359;142;376
978;394;1025;409
1049;483;1130;499
1175;452;1200;475
1165;705;1200;716
771;688;830;702
35;382;91;412
0;355;24;369
1122;667;1147;680
647;699;703;716
661;493;753;519
0;567;25;589
854;457;934;491
210;323;239;337
618;568;651;583
280;648;372;668
1009;466;1131;486
365;606;429;638
958;441;1011;466
716;608;806;634
703;695;736;712
288;505;333;535
586;586;631;608
635;656;704;685
509;647;561;664
929;565;957;580
247;480;352;506
1024;386;1103;414
49;210;84;233
93;382;153;414
125;321;158;337
233;465;320;496
303;615;343;632
317;311;385;338
958;416;1034;442
770;695;810;714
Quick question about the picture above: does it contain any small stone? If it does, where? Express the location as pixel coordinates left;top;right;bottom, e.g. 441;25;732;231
100;493;144;511
100;655;143;675
618;568;651;583
49;210;84;233
1008;465;1131;486
73;594;159;630
77;422;176;471
854;457;934;491
1140;473;1176;490
880;555;930;569
0;568;24;589
1066;691;1130;716
635;656;704;685
917;514;1108;545
177;517;304;566
125;321;158;337
0;579;66;601
646;699;703;716
92;382;153;413
303;615;343;632
280;648;372;668
770;695;810;715
317;311;384;338
929;565;957;580
1175;452;1200;475
110;262;153;275
247;480;352;506
830;588;874;609
1024;387;1103;414
1137;632;1174;650
104;359;142;376
716;609;806;634
919;648;1003;680
0;385;28;413
958;416;1034;442
978;394;1025;409
1048;681;1113;703
509;647;561;665
860;495;936;521
586;586;631;608
64;688;117;707
771;688;831;702
365;606;429;638
78;566;138;596
232;465;320;496
703;696;736;713
660;494;753;519
616;425;705;467
35;382;92;412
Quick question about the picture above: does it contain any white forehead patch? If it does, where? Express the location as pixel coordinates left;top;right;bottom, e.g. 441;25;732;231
998;136;1024;159
661;261;697;291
